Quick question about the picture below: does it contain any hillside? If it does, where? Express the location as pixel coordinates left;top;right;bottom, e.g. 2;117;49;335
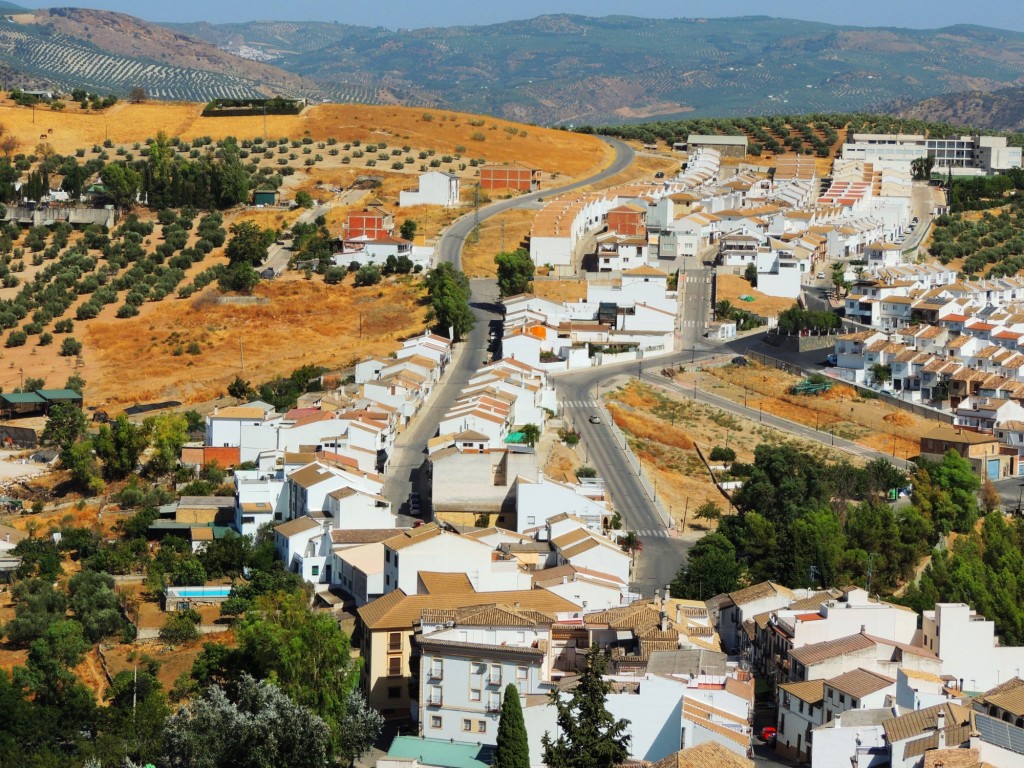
0;8;321;101
893;86;1024;132
169;15;1024;125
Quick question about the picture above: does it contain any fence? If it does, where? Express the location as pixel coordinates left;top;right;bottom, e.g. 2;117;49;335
743;349;955;424
597;399;672;528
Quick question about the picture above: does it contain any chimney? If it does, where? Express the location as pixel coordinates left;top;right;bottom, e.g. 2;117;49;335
655;591;662;609
937;710;946;749
860;625;867;634
660;611;668;632
676;605;683;624
665;584;671;601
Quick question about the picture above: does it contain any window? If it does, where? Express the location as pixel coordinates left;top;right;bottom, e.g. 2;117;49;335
430;716;442;729
517;666;528;681
799;701;804;714
463;719;472;732
477;721;487;733
470;688;482;702
387;686;401;699
839;694;845;705
387;657;402;677
311;565;320;576
388;633;402;652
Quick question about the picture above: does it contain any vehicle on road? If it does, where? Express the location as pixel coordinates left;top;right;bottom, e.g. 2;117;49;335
654;171;665;178
732;356;749;366
816;271;825;279
589;415;601;424
826;353;838;366
760;727;777;746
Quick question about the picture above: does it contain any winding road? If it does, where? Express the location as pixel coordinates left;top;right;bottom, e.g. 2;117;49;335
383;137;637;511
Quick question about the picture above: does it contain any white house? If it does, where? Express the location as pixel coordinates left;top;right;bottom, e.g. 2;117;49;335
399;171;460;208
921;602;1024;692
811;709;891;768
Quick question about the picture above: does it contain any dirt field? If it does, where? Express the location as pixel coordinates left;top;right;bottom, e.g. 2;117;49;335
716;273;800;319
603;381;855;532
533;279;588;303
691;362;926;460
0;101;610;181
460;208;537;278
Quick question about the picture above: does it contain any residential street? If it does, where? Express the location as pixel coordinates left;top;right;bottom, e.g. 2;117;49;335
383;138;636;513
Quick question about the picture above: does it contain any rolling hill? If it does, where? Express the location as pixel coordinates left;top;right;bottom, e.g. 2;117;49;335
168;15;1024;125
0;8;322;101
893;86;1024;132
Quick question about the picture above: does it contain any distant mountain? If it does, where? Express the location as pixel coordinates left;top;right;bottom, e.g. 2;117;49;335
0;7;322;101
167;15;1024;125
892;86;1024;132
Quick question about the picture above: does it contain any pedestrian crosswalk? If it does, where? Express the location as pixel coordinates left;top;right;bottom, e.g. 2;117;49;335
635;528;670;539
559;399;598;409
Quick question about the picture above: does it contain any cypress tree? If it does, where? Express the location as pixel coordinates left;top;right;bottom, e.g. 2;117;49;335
541;644;630;768
493;683;530;768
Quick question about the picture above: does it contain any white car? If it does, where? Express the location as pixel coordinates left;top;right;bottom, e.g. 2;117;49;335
816;272;825;279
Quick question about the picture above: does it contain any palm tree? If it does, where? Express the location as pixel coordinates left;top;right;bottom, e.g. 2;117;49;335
715;299;734;320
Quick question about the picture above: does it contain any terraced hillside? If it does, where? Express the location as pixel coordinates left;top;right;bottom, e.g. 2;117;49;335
893;86;1024;132
0;10;321;102
171;14;1024;125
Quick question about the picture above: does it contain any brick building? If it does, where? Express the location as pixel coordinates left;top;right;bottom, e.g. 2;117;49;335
606;204;648;237
347;207;394;239
480;163;540;192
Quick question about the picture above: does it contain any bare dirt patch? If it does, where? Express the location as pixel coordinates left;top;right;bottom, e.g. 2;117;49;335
716;273;800;319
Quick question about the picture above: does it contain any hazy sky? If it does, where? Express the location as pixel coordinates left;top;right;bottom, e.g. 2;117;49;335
18;0;1024;32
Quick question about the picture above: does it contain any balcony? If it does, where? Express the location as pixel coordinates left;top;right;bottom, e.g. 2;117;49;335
427;692;443;707
488;671;502;686
428;667;444;681
486;701;502;713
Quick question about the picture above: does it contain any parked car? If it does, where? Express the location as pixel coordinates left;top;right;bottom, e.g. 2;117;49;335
732;356;748;366
589;415;601;424
826;353;838;366
816;271;825;279
760;726;777;746
654;171;665;178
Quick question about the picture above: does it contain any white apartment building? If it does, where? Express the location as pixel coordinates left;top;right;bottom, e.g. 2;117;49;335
399;171;460;208
921;602;1024;692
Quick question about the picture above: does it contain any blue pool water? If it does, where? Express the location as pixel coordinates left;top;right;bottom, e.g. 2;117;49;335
172;587;231;598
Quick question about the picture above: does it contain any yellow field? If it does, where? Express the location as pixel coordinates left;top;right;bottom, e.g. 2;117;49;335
0;100;609;180
716;273;800;318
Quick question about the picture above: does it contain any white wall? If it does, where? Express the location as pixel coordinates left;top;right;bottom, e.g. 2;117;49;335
923;602;1024;692
812;721;887;768
605;674;685;762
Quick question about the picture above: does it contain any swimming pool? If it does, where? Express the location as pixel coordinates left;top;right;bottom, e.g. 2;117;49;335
168;586;232;598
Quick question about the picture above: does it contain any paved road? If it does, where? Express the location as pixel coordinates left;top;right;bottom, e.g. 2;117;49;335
677;268;713;356
437;137;635;270
383;279;500;514
259;200;340;275
384;137;636;512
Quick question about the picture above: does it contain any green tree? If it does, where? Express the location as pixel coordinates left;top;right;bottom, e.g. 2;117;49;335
295;190;314;208
61;438;104;495
3;578;67;647
495;248;535;298
100;161;142;211
59;336;83;357
353;263;382;287
694;500;722;523
64;372;85;394
172;555;208;587
669;532;741;599
94;414;148;480
744;261;757;286
144;412;188;476
161;674;333;768
541;644;630;768
915;451;980;533
425;262;475;340
225;221;269;266
105;666;170;762
40;402;87;452
228;375;256;401
400;219;418;240
520;423;541;447
494;683;530;768
67;569;122;642
160;609;201;644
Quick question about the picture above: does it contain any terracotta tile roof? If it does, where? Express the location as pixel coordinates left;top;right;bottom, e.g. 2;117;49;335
975;677;1024;715
902;725;973;759
382;522;444;551
213;406;269;419
922;748;983;768
551;527;590;549
418;571;475;595
274;516;323;538
826;668;895;699
358;589;577;630
727;581;795;607
789;632;876;666
622;266;667;277
422;603;556;628
288;462;341;489
561;538;619;559
330;528;403;545
883;702;970;744
779;679;825;705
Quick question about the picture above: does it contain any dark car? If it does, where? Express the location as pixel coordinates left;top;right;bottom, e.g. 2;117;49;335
731;356;749;366
654;171;665;178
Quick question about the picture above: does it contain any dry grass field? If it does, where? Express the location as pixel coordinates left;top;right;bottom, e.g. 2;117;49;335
693;362;925;459
603;381;855;531
460;208;537;277
715;273;800;319
73;274;428;409
0;100;617;409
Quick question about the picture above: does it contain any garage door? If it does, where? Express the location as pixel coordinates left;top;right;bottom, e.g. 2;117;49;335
988;458;1001;480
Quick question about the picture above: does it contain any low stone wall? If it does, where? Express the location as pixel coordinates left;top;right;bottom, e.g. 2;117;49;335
764;332;836;353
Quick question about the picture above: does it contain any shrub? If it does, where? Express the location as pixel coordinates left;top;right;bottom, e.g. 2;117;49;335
5;330;26;347
59;337;83;356
159;609;201;644
38;332;52;346
709;446;736;463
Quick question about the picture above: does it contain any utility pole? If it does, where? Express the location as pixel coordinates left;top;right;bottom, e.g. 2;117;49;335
239;339;244;375
500;220;505;253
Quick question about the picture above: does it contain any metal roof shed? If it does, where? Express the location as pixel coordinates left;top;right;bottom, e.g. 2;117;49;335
0;392;46;418
36;389;84;404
